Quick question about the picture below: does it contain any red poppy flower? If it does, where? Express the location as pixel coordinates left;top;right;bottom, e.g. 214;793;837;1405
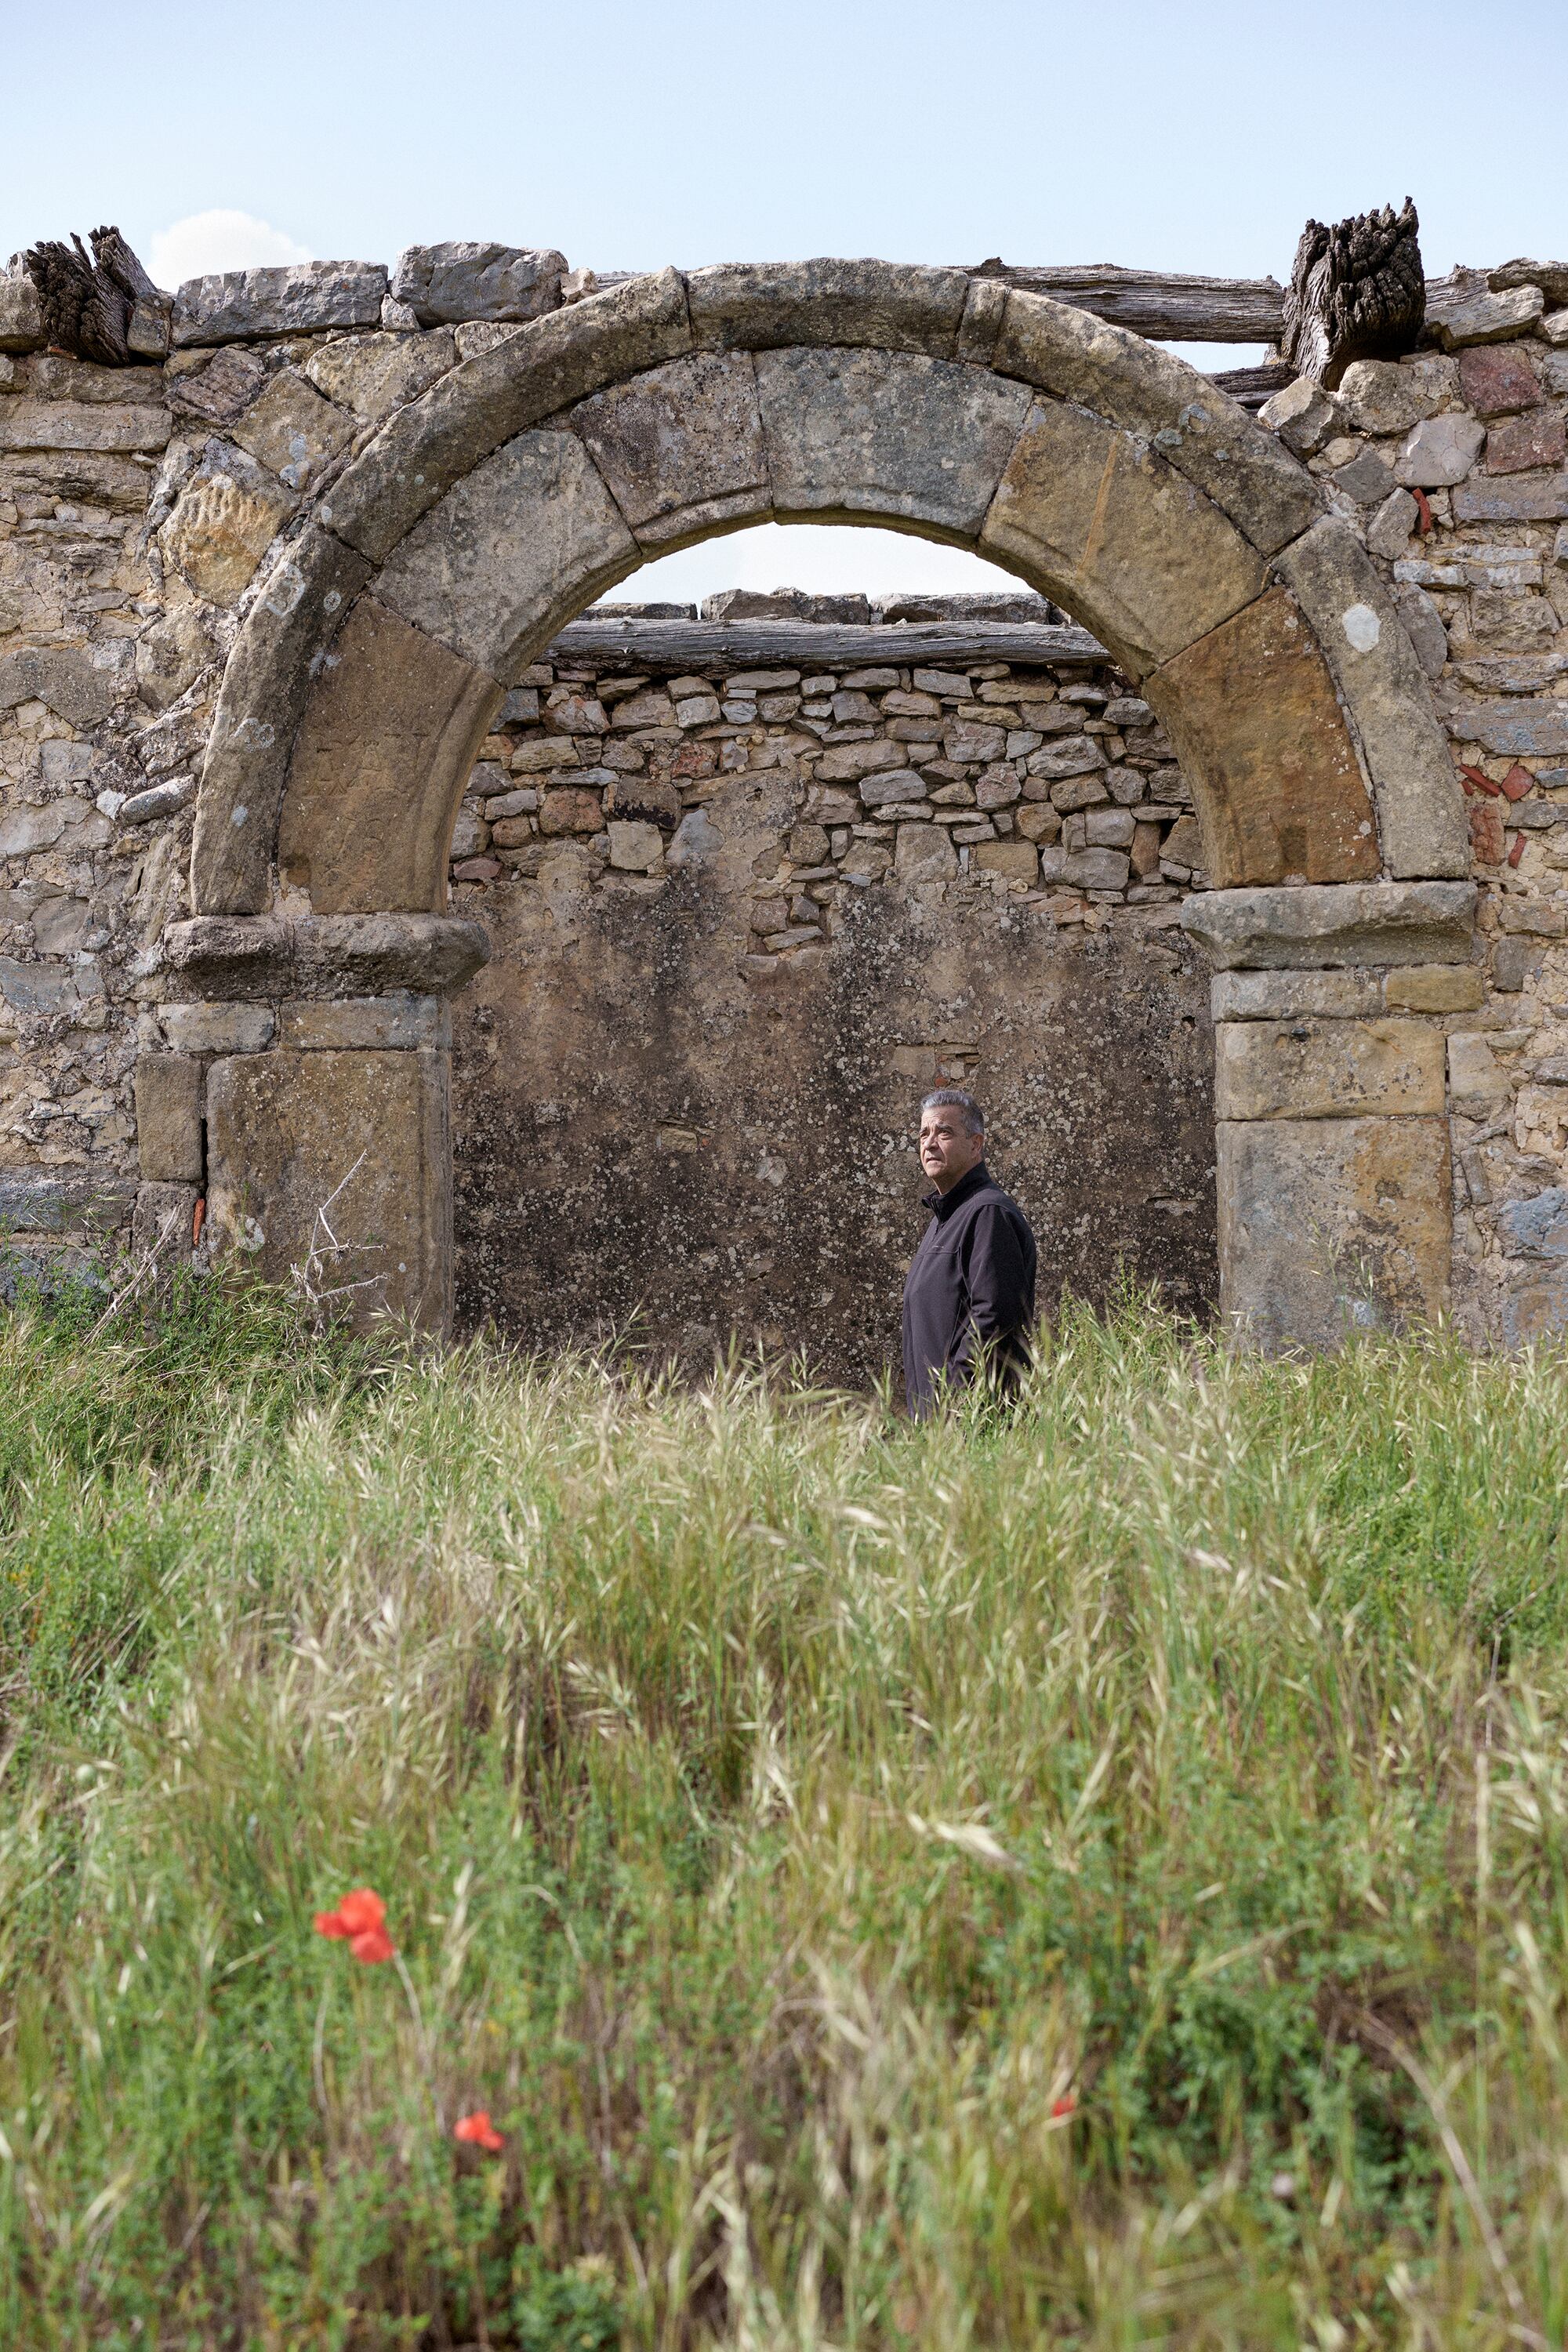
1051;2093;1077;2118
314;1888;395;1960
349;1926;395;1965
454;2109;505;2152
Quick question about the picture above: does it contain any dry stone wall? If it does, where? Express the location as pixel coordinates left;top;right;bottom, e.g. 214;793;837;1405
2;236;1568;1352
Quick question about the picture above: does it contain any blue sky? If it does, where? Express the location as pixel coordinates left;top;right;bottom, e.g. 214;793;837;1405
8;0;1564;602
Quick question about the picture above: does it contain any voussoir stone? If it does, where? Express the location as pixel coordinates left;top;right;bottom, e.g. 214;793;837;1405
991;287;1322;557
278;596;500;913
980;397;1268;681
303;328;457;423
374;424;638;681
390;242;566;326
569;350;771;550
1272;517;1469;880
1149;586;1376;887
324;267;692;563
1214;1016;1446;1120
758;347;1032;542
172;261;389;347
1218;1115;1450;1348
685;259;971;358
1182;880;1478;969
193;528;374;917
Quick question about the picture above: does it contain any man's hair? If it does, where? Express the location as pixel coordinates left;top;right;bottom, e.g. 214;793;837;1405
921;1087;985;1136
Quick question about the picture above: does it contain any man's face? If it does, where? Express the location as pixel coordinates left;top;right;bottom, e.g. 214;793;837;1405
919;1103;984;1194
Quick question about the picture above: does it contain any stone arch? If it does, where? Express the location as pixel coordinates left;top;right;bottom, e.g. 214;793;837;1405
171;260;1475;1343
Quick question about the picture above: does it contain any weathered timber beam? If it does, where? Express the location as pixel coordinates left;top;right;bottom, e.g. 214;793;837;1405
967;261;1286;342
548;619;1112;671
1207;361;1298;409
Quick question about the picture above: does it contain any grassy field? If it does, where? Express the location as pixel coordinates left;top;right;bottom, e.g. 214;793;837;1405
0;1278;1566;2347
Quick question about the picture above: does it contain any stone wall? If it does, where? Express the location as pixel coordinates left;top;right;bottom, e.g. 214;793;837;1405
3;240;1568;1352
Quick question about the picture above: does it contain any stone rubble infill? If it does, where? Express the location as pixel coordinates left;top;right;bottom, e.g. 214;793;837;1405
445;612;1199;935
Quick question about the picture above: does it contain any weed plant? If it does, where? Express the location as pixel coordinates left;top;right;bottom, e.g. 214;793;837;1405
0;1274;1566;2346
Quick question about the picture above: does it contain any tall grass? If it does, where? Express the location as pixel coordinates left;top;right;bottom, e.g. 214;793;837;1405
0;1277;1567;2346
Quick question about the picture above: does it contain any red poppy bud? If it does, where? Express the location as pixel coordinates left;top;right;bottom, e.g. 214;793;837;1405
1051;2093;1077;2118
455;2108;505;2151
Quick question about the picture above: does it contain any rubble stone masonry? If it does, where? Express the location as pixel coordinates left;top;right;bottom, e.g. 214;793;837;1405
2;241;1567;1362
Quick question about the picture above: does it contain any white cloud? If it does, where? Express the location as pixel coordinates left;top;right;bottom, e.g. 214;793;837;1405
148;210;313;292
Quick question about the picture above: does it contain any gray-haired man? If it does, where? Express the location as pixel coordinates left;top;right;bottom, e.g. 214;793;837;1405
901;1089;1037;1414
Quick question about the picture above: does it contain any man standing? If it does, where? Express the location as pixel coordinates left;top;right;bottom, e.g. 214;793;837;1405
901;1089;1037;1414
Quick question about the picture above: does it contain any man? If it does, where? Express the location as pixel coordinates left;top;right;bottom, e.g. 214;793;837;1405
901;1089;1037;1414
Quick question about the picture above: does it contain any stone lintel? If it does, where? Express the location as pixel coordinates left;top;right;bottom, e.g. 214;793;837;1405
165;913;489;1000
1183;881;1477;969
1215;1017;1446;1121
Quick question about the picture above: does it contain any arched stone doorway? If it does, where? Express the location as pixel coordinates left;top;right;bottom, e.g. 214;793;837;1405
167;260;1472;1347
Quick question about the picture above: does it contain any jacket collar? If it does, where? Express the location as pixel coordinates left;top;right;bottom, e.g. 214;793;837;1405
923;1160;991;1219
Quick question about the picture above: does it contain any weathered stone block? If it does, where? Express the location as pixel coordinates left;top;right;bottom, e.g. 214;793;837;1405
0;398;171;452
1447;1031;1511;1110
390;243;565;325
1425;280;1544;349
607;819;663;871
895;824;957;879
1383;964;1485;1011
1210;968;1384;1021
1395;414;1485;488
135;1054;204;1181
758;347;1031;542
1451;471;1568;524
1182;880;1478;968
132;1182;198;1259
1459;343;1542;416
0;274;43;352
538;788;604;835
230;369;356;493
1442;699;1568;757
1272;518;1469;880
1258;376;1340;456
1061;847;1131;889
160;1001;275;1054
685;259;970;358
374;425;638;680
135;607;214;711
1215;1017;1444;1120
1335;360;1436;437
277;994;445;1050
279;596;500;913
1486;409;1568;475
1150;585;1377;887
991;288;1322;556
165;913;488;998
980;397;1269;680
1218;1115;1450;1348
570;352;771;550
303;328;456;423
969;839;1038;882
161;445;297;607
0;644;114;727
172;262;389;346
326;269;693;563
205;1049;450;1327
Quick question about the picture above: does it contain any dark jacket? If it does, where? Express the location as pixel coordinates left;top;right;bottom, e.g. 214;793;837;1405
901;1162;1037;1414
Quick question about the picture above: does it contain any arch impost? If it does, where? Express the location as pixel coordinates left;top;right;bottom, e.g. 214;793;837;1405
1181;881;1477;971
164;913;489;1001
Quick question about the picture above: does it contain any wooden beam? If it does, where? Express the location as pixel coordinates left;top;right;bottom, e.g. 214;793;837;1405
547;618;1112;672
967;261;1286;342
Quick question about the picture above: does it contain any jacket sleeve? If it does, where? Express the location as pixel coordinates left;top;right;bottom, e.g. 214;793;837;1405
950;1204;1031;1382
